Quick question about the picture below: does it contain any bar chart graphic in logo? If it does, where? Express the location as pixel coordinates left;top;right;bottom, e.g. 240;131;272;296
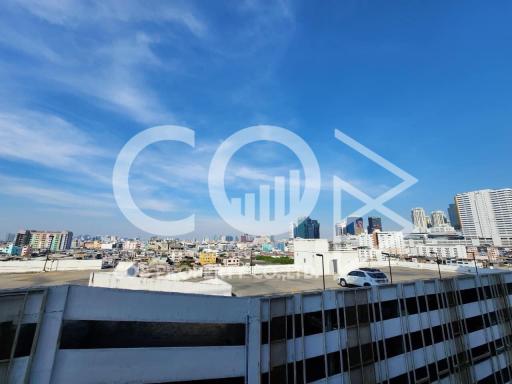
208;126;321;235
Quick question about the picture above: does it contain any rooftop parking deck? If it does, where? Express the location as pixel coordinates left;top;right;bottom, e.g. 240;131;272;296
0;266;463;295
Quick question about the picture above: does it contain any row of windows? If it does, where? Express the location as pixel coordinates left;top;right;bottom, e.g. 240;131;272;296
386;349;511;384
262;282;512;343
372;309;510;360
59;320;246;349
262;336;511;384
262;309;510;381
477;366;512;384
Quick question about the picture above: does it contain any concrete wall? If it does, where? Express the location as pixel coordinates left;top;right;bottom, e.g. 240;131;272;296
89;272;232;296
363;259;503;275
293;239;360;277
0;259;102;274
5;272;512;384
216;264;300;276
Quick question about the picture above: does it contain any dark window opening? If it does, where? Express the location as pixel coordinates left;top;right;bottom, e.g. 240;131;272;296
303;312;323;336
60;320;245;349
305;355;325;383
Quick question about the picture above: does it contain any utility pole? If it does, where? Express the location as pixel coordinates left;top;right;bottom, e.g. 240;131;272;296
382;252;393;283
473;252;480;277
430;250;442;280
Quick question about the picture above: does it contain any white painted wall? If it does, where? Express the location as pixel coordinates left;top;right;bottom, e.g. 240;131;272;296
293;239;359;277
0;259;102;274
89;272;232;296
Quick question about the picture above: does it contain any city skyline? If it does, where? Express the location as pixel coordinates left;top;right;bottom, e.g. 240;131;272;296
2;187;510;241
1;2;511;239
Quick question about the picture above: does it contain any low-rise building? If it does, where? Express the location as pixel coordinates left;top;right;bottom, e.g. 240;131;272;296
293;238;359;276
409;244;467;260
199;252;218;266
222;256;241;266
375;231;405;255
0;243;21;256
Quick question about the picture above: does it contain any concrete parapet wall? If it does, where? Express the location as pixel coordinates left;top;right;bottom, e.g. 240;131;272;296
89;272;232;296
0;259;103;274
363;260;504;275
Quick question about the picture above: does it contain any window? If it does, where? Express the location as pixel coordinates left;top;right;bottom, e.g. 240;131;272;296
327;351;341;376
270;316;286;341
345;306;357;327
466;316;484;333
324;309;338;332
405;297;419;315
60;320;246;349
410;331;424;350
0;322;37;359
303;312;323;336
381;300;399;320
427;294;439;311
357;305;370;324
305;355;326;382
385;335;404;357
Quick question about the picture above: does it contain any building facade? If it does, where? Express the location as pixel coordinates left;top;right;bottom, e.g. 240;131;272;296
409;244;468;260
455;188;512;247
346;217;364;236
411;208;428;233
367;217;383;234
199;251;218;265
2;272;512;384
375;231;405;255
431;211;448;227
448;203;461;230
294;217;320;239
13;230;73;251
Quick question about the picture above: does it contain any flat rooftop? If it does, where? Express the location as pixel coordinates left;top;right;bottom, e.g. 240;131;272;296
0;267;463;295
222;267;462;296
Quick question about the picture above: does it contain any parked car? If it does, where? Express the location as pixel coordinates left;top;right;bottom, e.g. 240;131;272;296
338;268;389;287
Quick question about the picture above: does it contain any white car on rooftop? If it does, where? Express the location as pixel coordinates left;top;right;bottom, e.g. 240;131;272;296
338;268;389;287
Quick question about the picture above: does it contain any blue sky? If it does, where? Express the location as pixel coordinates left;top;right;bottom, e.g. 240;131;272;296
0;0;511;239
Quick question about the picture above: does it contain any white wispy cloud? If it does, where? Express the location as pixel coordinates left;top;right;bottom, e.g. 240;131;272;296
0;109;111;183
0;1;207;125
0;175;114;209
9;0;206;36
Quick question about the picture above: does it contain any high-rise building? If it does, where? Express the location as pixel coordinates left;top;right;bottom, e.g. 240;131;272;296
455;188;512;246
346;217;364;235
14;230;73;251
14;230;31;246
294;217;320;239
411;207;428;233
367;217;382;234
431;210;448;227
448;203;461;230
335;221;347;236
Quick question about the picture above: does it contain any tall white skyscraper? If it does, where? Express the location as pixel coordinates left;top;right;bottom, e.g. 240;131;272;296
411;207;428;233
455;188;512;246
